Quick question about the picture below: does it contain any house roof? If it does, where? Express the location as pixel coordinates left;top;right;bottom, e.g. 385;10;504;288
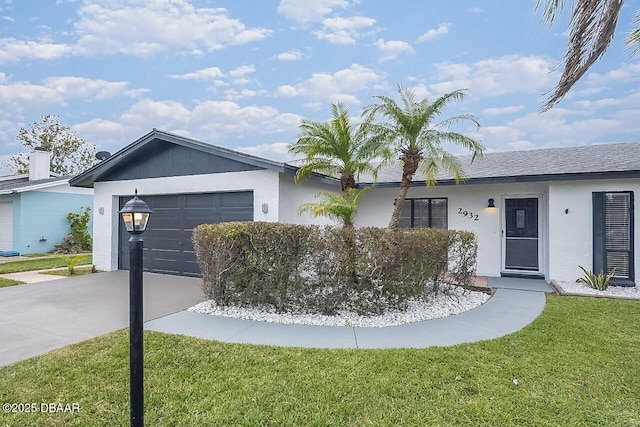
362;142;640;187
0;175;72;195
70;128;640;190
70;129;310;188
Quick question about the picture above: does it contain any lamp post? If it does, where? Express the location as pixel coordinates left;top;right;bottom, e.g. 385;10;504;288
119;189;152;427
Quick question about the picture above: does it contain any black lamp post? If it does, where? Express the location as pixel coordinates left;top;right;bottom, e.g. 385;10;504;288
119;189;152;427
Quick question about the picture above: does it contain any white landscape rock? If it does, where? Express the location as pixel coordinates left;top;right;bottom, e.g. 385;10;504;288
553;281;640;300
188;284;491;328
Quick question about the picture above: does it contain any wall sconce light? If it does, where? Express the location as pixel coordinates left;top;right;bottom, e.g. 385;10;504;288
262;203;269;214
487;198;496;208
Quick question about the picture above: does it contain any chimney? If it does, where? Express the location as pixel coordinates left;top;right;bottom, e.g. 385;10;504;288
29;148;51;181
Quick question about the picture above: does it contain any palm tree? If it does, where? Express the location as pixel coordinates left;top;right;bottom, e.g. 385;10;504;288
298;188;369;228
536;0;639;111
363;85;484;229
289;102;388;191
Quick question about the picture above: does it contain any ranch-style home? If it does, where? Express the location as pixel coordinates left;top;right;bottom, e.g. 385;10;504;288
0;149;93;254
70;129;639;286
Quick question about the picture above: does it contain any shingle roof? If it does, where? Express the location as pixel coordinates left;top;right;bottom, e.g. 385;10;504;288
0;176;71;193
362;142;640;186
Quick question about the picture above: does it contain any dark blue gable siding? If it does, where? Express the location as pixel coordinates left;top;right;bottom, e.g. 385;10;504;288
98;138;261;182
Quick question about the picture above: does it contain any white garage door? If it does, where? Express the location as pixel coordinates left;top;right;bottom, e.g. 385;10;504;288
0;202;13;251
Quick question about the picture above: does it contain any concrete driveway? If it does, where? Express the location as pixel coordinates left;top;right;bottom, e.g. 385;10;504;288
0;271;206;367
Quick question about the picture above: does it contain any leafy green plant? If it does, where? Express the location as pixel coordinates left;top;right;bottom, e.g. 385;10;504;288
576;265;615;290
66;207;92;251
193;222;478;315
58;254;86;275
53;207;92;253
298;188;369;228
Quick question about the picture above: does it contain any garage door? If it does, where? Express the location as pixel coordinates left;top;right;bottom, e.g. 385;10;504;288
118;191;253;277
0;202;13;251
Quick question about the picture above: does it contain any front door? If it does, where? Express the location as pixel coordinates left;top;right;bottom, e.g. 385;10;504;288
504;198;539;271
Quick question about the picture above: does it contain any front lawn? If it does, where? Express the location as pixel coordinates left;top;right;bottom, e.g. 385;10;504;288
40;266;97;277
0;277;24;288
1;295;638;426
0;254;92;274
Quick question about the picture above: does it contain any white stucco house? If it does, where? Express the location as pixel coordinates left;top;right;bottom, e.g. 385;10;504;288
69;129;337;276
358;144;640;285
70;129;639;286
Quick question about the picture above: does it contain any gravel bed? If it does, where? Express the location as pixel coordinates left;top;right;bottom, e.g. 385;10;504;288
554;281;640;300
188;284;491;328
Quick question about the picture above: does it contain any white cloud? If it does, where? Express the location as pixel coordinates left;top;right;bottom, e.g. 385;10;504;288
272;49;304;61
0;38;69;63
482;102;640;154
575;61;640;98
43;76;136;100
275;63;381;104
0;79;64;115
170;67;224;80
416;23;451;43
236;142;298;163
431;55;557;97
314;15;376;45
223;88;269;100
277;0;348;24
74;98;303;153
73;1;272;56
229;65;256;78
375;38;414;62
0;74;142;121
481;105;526;116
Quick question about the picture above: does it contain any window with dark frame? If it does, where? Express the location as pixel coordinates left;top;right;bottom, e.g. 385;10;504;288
398;198;448;229
593;191;634;285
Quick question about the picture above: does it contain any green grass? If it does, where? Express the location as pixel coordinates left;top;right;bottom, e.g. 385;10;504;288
0;277;24;288
1;295;639;426
0;254;92;274
39;266;97;277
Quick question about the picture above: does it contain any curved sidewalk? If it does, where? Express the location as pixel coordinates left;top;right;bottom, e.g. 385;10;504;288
145;278;554;349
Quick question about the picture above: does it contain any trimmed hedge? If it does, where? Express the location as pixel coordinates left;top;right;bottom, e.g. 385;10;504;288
193;222;477;315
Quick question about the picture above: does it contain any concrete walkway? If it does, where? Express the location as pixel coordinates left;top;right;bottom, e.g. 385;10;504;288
146;277;554;349
0;271;205;367
0;265;94;283
0;269;555;366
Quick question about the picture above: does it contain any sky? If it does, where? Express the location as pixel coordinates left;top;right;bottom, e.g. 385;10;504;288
1;0;639;175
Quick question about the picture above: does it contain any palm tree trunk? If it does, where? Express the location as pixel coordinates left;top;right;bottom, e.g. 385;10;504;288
388;154;420;228
388;183;411;228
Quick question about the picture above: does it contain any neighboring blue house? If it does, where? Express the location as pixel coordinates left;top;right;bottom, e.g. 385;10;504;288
0;150;93;254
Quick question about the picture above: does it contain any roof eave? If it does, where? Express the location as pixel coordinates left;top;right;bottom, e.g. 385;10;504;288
359;170;640;188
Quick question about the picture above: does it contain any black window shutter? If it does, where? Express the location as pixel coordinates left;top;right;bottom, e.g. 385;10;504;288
592;192;606;274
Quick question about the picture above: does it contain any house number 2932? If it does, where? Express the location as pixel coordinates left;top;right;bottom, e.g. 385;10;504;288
458;208;479;221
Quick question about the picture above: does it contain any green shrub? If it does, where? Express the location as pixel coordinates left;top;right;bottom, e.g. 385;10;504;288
576;265;615;291
52;207;92;253
193;222;478;315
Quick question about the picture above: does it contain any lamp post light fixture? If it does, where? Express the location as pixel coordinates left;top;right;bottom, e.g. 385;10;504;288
119;189;152;427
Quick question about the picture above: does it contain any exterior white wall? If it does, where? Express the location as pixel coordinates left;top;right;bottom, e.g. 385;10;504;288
357;182;549;278
92;169;281;271
548;178;640;282
278;174;340;226
38;183;93;195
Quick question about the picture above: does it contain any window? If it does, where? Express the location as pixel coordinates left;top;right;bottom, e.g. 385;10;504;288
399;198;448;229
593;191;634;284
